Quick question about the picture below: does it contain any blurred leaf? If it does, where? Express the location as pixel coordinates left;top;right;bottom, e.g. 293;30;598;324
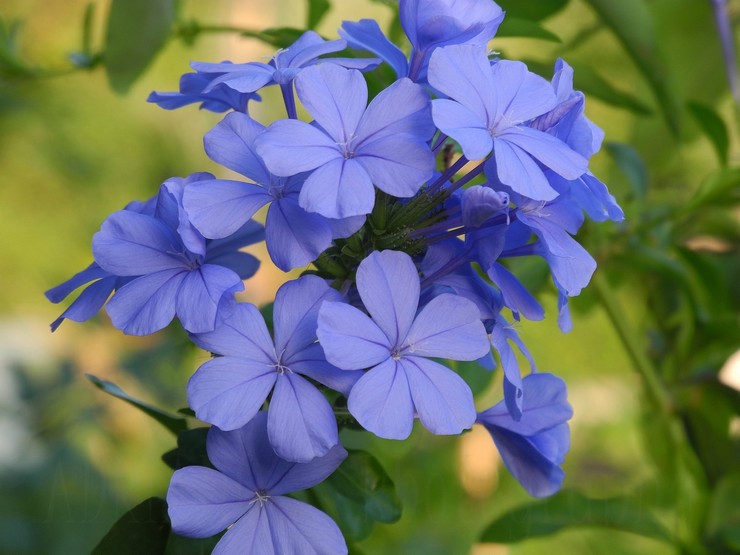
454;360;494;397
584;0;680;134
92;497;170;555
688;102;729;166
605;142;648;200
705;471;740;551
327;450;402;523
246;27;306;48
496;0;570;21
81;3;96;55
86;373;188;435
0;18;37;80
497;18;561;42
104;0;175;93
686;167;740;211
307;0;331;29
164;532;223;554
569;63;652;115
312;481;376;541
480;490;672;543
161;427;212;470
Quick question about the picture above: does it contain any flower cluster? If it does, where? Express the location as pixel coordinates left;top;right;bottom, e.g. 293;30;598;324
48;1;623;553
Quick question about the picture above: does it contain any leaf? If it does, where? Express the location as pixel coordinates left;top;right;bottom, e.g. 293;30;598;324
497;17;561;42
480;490;673;544
453;360;494;397
327;450;402;524
161;427;212;470
569;63;652;115
307;0;331;29
705;471;740;551
86;373;188;435
312;481;376;541
583;0;681;134
164;532;223;555
688;102;729;166
495;0;570;21
104;0;175;93
686;167;740;212
605;142;648;200
245;27;306;49
92;497;170;555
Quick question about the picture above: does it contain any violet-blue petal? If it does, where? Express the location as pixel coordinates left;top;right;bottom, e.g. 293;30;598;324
187;357;277;431
294;64;367;143
432;100;492;160
404;293;489;360
167;466;253;538
286;343;363;396
340;19;408;78
328;214;366;239
347;357;414;440
205;251;260;282
488;60;557;125
263;497;348;555
498;126;588;181
175;265;243;333
211;506;268;555
191;303;276;361
356;250;419;347
49;276;118;331
486;263;545;321
266;198;333;271
93;211;186;275
105;269;186;335
196;62;275;93
317;302;391;369
269;443;348;495
299;157;375;218
45;263;108;303
356;137;434;198
492;138;559;201
203;112;271;183
273;275;342;357
355;77;435;144
402;356;476;434
256;119;341;176
268;372;339;462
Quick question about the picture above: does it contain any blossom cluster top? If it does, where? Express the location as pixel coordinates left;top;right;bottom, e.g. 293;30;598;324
47;1;623;553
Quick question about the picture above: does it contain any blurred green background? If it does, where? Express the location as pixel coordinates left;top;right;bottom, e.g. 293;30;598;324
1;0;738;554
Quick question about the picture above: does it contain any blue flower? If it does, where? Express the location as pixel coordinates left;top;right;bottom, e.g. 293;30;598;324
317;250;490;439
191;30;379;94
147;67;259;113
90;175;264;335
183;112;364;271
477;373;573;497
428;45;588;201
256;64;436;219
167;412;348;554
187;275;361;462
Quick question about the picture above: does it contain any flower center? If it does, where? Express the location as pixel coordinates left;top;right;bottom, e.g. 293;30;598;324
251;489;271;507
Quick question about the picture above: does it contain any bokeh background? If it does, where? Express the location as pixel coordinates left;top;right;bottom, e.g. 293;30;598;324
1;1;738;554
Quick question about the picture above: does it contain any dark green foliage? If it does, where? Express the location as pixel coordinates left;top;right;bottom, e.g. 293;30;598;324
91;497;170;555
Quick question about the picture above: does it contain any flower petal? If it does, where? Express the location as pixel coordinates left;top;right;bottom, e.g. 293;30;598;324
263;497;347;555
268;372;339;462
348;358;414;440
190;303;275;361
204;112;271;182
432;99;492;160
167;466;252;538
298;158;375;219
187;357;277;430
357;137;434;197
285;343;363;396
256;119;341;176
402;356;476;435
265;198;333;272
317;301;391;369
498;126;587;180
356;250;420;347
269;444;347;496
492;138;558;201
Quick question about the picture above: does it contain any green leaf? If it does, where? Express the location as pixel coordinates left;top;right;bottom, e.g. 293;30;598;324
583;0;680;134
86;373;188;435
92;497;170;555
480;490;673;544
497;17;561;42
312;481;376;541
605;142;648;200
688;102;729;166
164;532;223;554
161;427;212;470
495;0;570;21
327;450;402;523
705;471;740;551
569;63;652;115
104;0;175;93
307;0;331;29
247;27;306;49
453;360;494;397
686;167;740;211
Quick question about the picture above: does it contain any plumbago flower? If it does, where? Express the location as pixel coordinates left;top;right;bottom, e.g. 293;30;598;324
48;1;627;552
188;275;362;462
318;250;490;439
168;412;348;554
